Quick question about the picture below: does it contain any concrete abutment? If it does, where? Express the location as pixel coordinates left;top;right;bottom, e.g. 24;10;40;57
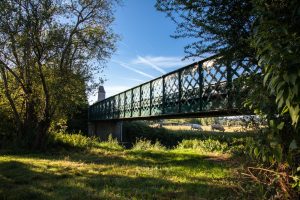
88;121;123;142
88;86;123;142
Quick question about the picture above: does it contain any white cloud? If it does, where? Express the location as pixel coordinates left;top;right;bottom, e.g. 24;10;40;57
105;85;131;97
132;56;193;68
120;77;145;82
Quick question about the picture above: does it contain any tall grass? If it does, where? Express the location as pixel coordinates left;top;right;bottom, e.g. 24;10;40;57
132;138;166;151
176;139;229;153
123;121;258;148
47;132;123;150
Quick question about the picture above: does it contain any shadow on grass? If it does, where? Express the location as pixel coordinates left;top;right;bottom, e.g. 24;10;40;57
1;147;231;170
0;159;238;200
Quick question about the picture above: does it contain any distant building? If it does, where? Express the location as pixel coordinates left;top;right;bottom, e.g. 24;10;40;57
98;86;105;102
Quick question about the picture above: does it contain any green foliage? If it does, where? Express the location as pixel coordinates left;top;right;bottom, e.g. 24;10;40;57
0;145;250;199
0;0;119;148
132;138;166;151
246;136;282;164
252;0;300;126
123;121;256;148
291;167;300;192
157;0;300;196
98;134;124;150
176;139;229;153
47;132;123;151
48;132;101;149
155;0;255;64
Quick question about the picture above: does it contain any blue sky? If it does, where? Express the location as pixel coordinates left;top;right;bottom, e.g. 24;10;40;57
90;0;196;103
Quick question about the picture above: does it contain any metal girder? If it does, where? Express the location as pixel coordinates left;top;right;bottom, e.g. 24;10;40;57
88;55;260;121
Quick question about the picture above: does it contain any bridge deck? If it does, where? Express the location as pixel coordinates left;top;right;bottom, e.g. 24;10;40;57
89;55;260;121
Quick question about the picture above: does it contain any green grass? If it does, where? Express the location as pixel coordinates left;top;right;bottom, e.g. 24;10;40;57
0;132;262;199
123;121;259;148
0;148;247;199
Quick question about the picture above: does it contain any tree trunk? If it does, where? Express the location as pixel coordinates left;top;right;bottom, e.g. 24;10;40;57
0;66;23;137
33;119;51;150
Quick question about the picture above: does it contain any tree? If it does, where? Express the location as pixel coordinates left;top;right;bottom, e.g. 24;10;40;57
155;0;300;127
251;0;300;127
0;0;119;149
155;0;299;127
155;0;257;66
156;0;300;196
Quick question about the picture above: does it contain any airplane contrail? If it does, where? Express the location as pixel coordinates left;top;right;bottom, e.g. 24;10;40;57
137;55;167;74
112;60;155;79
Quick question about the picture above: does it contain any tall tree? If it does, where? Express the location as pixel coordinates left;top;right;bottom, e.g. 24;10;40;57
0;0;119;148
156;0;300;196
156;0;256;65
155;0;300;127
251;0;300;126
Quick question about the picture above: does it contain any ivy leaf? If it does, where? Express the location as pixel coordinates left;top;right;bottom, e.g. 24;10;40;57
254;147;259;157
263;73;271;85
277;122;284;130
289;140;298;151
269;120;276;128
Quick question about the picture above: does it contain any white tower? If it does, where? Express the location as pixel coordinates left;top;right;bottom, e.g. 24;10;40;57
98;86;106;102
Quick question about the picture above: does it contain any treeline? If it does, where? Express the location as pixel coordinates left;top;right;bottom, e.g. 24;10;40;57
0;0;119;149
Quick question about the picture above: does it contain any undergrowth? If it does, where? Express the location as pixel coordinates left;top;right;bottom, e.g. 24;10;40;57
176;139;229;153
131;138;166;151
47;132;123;150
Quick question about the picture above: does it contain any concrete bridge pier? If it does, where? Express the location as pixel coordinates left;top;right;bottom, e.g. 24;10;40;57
88;121;123;142
88;86;123;142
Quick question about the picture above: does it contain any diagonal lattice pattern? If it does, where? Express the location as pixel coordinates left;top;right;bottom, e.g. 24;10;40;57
132;87;140;117
180;64;201;113
141;83;151;116
151;78;163;115
89;56;260;120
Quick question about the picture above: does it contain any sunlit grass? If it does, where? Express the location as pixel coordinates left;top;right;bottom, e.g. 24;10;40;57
162;125;256;132
0;143;244;200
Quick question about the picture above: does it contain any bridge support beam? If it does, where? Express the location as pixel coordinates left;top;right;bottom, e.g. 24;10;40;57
88;121;123;142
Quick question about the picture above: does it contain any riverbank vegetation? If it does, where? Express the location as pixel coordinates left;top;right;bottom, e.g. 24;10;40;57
0;131;266;200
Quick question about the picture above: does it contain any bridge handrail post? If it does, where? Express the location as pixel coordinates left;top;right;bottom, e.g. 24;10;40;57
226;61;233;109
131;89;133;117
118;94;121;118
109;98;112;119
198;62;204;111
123;92;126;118
102;101;104;119
149;81;152;116
162;76;165;114
178;70;182;113
139;86;142;116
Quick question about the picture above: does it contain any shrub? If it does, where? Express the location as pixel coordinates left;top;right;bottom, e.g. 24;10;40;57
48;131;99;149
176;139;229;153
123;121;258;156
132;138;166;151
97;134;124;150
47;132;123;150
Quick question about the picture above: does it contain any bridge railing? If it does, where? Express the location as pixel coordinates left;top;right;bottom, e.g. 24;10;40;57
89;56;260;120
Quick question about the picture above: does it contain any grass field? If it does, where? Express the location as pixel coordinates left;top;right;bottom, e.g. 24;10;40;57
161;125;254;132
0;140;256;200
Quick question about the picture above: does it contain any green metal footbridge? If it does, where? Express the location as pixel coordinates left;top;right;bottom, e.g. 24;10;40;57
89;55;260;122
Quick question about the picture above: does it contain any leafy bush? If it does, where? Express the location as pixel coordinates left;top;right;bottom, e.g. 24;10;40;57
97;134;124;150
47;132;123;150
48;132;99;149
123;121;256;148
176;139;229;153
132;138;166;151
